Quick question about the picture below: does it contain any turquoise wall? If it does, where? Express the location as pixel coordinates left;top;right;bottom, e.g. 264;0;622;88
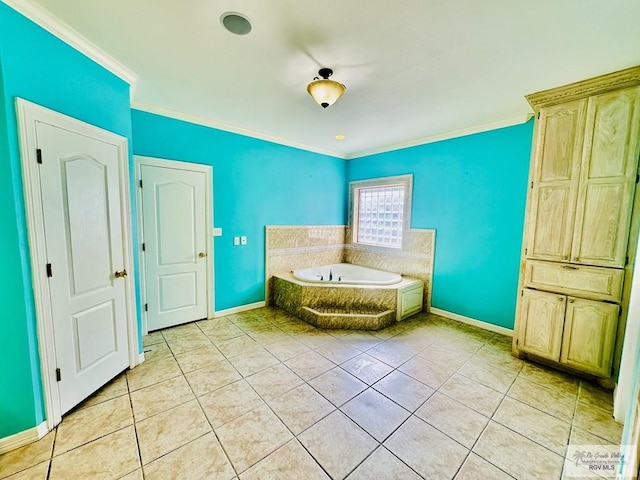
0;3;133;438
347;122;534;329
131;110;347;310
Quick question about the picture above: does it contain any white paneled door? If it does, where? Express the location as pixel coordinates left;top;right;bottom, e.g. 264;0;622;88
36;121;130;415
139;162;211;331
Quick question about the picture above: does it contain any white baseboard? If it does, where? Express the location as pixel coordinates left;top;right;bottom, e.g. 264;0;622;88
0;421;48;454
214;301;266;318
430;307;514;337
138;352;146;364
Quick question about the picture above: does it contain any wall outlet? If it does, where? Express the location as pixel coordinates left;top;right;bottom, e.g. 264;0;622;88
212;227;222;237
240;236;247;245
233;236;240;246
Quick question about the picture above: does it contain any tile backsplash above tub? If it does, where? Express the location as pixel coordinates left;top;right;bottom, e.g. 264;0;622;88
265;226;345;304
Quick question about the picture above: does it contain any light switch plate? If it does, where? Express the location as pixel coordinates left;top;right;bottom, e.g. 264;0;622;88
233;236;240;246
213;227;222;237
240;236;247;245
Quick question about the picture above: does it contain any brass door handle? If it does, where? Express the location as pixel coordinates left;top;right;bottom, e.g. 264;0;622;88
198;252;207;258
115;269;128;278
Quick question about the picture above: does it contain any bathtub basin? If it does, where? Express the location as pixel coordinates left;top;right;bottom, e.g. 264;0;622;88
293;263;402;285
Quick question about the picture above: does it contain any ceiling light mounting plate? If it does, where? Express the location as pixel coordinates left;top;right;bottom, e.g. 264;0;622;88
318;68;334;79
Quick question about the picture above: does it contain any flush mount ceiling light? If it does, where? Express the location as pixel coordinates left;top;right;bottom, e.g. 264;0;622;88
307;68;346;109
221;12;252;35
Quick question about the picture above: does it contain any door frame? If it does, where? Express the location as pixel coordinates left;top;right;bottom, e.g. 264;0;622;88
134;155;215;334
16;98;140;431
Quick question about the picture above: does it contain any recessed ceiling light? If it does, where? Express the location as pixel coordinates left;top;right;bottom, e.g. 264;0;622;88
335;134;346;140
221;12;252;35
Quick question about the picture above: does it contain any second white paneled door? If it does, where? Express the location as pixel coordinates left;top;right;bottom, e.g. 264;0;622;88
137;157;213;331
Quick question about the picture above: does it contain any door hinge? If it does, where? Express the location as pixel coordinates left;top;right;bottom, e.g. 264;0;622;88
144;303;148;312
55;368;61;382
636;174;639;184
530;181;534;189
520;290;524;297
537;112;540;119
626;256;629;266
46;263;53;278
524;248;528;255
36;148;43;164
139;179;143;188
516;338;519;346
142;242;146;251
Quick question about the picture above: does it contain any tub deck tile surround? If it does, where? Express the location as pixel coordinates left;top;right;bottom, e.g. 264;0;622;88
1;306;621;480
272;272;423;330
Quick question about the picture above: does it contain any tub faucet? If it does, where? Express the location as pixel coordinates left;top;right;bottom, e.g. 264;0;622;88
329;270;333;281
338;276;344;282
316;274;324;281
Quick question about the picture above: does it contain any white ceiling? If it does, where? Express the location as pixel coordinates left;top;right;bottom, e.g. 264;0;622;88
19;0;640;158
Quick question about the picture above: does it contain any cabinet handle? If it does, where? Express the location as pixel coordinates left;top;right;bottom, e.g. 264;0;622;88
558;297;564;301
562;265;578;270
568;298;575;303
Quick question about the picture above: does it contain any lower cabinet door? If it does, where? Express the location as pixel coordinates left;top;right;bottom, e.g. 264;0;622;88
519;289;566;361
560;297;619;376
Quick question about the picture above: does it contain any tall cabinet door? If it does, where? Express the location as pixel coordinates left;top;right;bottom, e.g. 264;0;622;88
560;297;619;376
518;289;566;361
527;100;587;262
572;86;640;267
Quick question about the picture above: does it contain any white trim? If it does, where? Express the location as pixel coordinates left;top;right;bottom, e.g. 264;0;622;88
134;155;215;334
430;307;514;337
132;102;347;160
614;239;640;422
214;301;266;318
0;422;47;454
2;0;138;87
138;352;146;364
348;114;534;160
15;98;140;431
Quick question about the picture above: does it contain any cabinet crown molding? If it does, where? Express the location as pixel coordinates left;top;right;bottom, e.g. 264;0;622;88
526;65;640;110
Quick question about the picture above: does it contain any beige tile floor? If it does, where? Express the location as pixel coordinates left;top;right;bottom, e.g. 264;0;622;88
1;307;623;480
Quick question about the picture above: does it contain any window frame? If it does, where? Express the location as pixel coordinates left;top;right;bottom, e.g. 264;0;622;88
348;174;413;250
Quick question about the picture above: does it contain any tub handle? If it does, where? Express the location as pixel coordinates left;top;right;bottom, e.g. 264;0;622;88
316;274;324;281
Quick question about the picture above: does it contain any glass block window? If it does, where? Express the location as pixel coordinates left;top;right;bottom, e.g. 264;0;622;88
356;185;404;247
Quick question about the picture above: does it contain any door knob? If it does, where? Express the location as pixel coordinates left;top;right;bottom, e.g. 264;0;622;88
115;269;128;278
198;252;207;258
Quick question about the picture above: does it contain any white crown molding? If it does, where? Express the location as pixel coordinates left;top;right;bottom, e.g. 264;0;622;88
131;101;347;160
347;114;534;160
2;0;138;86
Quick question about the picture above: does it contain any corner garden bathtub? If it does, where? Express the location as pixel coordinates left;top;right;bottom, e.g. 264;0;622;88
273;263;423;330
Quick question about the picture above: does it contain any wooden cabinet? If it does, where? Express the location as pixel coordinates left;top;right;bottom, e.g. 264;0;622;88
527;88;640;268
572;88;640;267
527;100;586;262
514;67;640;380
518;289;565;360
518;289;618;376
561;297;618;376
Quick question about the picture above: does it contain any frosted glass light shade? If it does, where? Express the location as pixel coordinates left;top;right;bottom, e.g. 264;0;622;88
307;79;346;108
